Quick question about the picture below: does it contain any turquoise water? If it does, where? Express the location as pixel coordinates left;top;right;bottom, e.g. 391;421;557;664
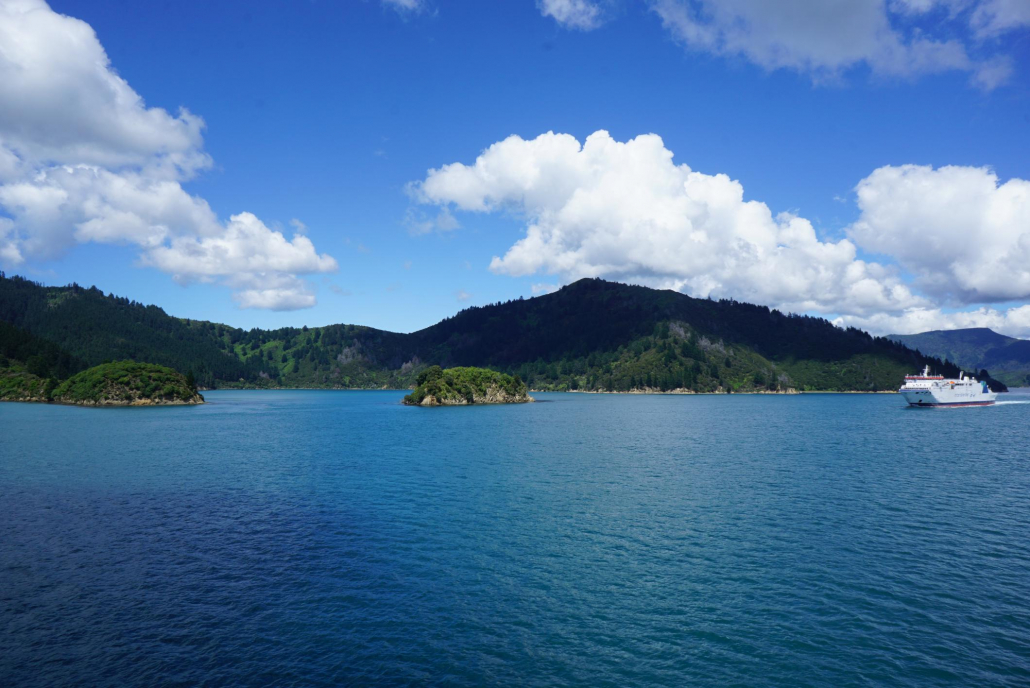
2;390;1030;686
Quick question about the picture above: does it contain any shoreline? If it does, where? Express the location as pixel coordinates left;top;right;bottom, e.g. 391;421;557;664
199;387;901;396
0;397;204;407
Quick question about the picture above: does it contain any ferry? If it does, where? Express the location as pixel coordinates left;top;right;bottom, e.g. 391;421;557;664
899;366;996;407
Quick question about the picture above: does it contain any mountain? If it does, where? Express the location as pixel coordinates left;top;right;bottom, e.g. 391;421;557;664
0;272;1005;393
888;328;1030;387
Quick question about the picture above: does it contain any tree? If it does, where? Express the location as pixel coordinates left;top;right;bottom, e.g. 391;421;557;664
416;365;443;386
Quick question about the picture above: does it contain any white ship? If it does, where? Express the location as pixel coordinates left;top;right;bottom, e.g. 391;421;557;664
899;366;996;407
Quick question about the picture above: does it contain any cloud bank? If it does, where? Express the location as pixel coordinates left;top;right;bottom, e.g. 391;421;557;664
0;0;337;309
411;130;1030;337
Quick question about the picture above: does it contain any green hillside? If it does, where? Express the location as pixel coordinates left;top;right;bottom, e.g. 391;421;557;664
1;319;203;405
0;272;1005;393
889;328;1030;387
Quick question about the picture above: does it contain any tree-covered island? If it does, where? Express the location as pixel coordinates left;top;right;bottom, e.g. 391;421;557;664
1;355;203;406
403;366;533;406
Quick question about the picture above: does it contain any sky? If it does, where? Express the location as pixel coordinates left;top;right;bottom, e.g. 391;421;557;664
1;0;1029;336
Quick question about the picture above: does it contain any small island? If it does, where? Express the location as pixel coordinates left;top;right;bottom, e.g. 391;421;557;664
1;360;204;406
403;366;533;406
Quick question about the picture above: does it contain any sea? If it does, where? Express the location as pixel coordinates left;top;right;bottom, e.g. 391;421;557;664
2;390;1030;686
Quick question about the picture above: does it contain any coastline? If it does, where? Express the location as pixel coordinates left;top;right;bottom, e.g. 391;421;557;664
0;397;204;407
198;386;900;396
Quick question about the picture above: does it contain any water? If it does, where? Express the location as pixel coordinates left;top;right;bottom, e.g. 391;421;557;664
3;390;1030;686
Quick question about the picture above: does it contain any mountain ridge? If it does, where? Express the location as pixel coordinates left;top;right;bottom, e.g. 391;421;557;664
888;328;1029;387
0;272;1006;393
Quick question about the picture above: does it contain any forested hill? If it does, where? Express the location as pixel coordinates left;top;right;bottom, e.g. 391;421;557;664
0;272;1003;393
888;328;1030;387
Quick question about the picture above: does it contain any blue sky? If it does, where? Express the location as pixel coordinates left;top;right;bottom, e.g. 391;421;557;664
2;0;1030;335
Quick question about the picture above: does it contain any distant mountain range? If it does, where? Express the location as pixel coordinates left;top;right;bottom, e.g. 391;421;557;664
0;272;1007;393
888;328;1030;387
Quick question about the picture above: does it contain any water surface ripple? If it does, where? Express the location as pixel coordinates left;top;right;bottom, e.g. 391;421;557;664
2;391;1030;685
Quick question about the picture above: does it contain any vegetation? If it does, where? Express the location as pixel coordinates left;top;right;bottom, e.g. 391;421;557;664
0;273;266;388
889;328;1030;388
1;316;203;405
0;320;84;380
52;361;203;405
1;272;1006;394
403;366;531;405
0;359;52;401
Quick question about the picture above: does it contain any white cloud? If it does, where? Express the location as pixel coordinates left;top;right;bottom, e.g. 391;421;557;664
0;0;337;310
531;282;560;295
231;273;318;311
970;0;1030;36
381;0;427;15
412;130;927;318
0;165;221;258
649;0;1020;89
849;164;1030;305
838;304;1030;338
0;217;20;265
538;0;603;30
142;212;337;278
0;0;207;174
404;206;460;235
455;289;472;302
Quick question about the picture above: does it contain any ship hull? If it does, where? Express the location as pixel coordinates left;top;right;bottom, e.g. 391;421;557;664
905;400;995;408
900;389;997;407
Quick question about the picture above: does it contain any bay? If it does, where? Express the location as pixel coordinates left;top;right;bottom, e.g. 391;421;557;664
2;390;1030;686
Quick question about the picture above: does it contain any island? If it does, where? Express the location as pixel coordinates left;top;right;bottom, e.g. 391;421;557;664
1;360;204;406
403;366;533;406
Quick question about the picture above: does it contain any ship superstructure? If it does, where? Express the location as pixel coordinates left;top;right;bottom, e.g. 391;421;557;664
899;366;996;407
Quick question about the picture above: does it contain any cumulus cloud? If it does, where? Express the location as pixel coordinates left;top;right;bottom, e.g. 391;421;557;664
849;164;1030;305
231;273;319;311
142;212;337;279
538;0;604;30
412;130;926;319
648;0;1020;88
0;0;207;174
0;0;337;310
412;130;1030;337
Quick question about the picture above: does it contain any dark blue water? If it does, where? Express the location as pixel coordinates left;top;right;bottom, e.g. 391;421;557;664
3;391;1030;686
